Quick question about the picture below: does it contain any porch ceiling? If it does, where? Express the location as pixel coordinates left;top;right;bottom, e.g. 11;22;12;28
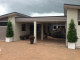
15;16;67;23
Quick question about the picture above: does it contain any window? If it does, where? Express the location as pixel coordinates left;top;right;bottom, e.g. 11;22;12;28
61;26;65;29
0;22;8;26
54;26;56;29
22;24;26;31
78;22;80;25
48;24;51;32
58;26;61;28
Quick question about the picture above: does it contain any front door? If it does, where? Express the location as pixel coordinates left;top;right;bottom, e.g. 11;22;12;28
37;24;41;38
30;23;34;35
30;24;41;37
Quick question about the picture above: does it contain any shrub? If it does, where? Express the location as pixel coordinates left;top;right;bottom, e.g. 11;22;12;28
67;19;78;42
6;21;14;37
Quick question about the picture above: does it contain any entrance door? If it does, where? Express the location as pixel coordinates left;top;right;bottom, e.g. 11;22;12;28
30;24;41;37
30;23;34;35
37;24;41;38
0;22;7;40
0;27;7;40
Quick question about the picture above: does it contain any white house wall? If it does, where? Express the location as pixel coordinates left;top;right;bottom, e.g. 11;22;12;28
19;23;30;36
8;16;30;41
67;8;79;48
77;26;80;48
8;15;17;41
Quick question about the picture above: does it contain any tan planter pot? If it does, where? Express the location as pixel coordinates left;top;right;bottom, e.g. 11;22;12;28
5;37;13;42
68;42;76;49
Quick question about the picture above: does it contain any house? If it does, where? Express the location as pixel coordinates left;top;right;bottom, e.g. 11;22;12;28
0;4;80;48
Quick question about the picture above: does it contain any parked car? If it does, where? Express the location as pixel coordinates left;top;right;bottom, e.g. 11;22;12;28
50;28;66;38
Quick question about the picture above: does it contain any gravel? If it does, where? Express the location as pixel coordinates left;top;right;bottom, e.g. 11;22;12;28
0;39;80;60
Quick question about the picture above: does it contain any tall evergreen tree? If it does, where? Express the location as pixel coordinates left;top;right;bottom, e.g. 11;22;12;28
67;19;78;42
6;21;14;37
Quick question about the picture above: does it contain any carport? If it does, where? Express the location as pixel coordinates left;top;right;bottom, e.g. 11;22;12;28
15;16;66;44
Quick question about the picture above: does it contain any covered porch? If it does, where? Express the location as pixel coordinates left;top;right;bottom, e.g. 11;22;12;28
15;16;66;44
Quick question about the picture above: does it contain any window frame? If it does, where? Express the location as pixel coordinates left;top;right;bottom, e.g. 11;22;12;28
0;22;8;26
54;26;57;29
21;24;26;31
78;22;80;25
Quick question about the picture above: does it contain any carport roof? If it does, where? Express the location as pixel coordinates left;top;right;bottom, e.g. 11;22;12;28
16;16;67;22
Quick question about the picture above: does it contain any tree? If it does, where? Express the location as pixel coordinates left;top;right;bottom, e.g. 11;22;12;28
6;21;14;37
67;19;78;42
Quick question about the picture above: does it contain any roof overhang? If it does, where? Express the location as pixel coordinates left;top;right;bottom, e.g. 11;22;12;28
64;4;80;9
16;16;66;23
0;12;30;19
64;4;80;16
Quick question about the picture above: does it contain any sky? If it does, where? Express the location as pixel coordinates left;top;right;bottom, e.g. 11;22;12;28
0;0;80;17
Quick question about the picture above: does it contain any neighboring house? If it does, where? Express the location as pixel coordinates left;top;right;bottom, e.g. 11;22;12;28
0;4;80;48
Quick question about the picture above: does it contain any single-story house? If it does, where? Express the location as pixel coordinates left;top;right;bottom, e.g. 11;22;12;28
0;4;80;48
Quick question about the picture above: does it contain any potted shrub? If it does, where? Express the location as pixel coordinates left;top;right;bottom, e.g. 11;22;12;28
67;19;78;49
5;21;14;42
29;35;35;44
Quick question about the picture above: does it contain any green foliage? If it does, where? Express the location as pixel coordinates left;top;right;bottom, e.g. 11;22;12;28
67;19;78;43
6;21;14;37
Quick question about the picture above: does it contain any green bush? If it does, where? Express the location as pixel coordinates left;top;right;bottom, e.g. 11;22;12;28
6;21;14;37
67;19;78;42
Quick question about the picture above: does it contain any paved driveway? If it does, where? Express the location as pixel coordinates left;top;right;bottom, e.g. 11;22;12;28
0;39;80;60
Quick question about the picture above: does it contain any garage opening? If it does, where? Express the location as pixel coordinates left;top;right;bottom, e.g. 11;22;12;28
0;22;8;40
19;22;66;46
37;23;66;46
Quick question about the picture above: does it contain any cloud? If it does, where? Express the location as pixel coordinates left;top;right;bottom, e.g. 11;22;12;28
30;12;64;17
0;5;8;15
0;0;80;16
